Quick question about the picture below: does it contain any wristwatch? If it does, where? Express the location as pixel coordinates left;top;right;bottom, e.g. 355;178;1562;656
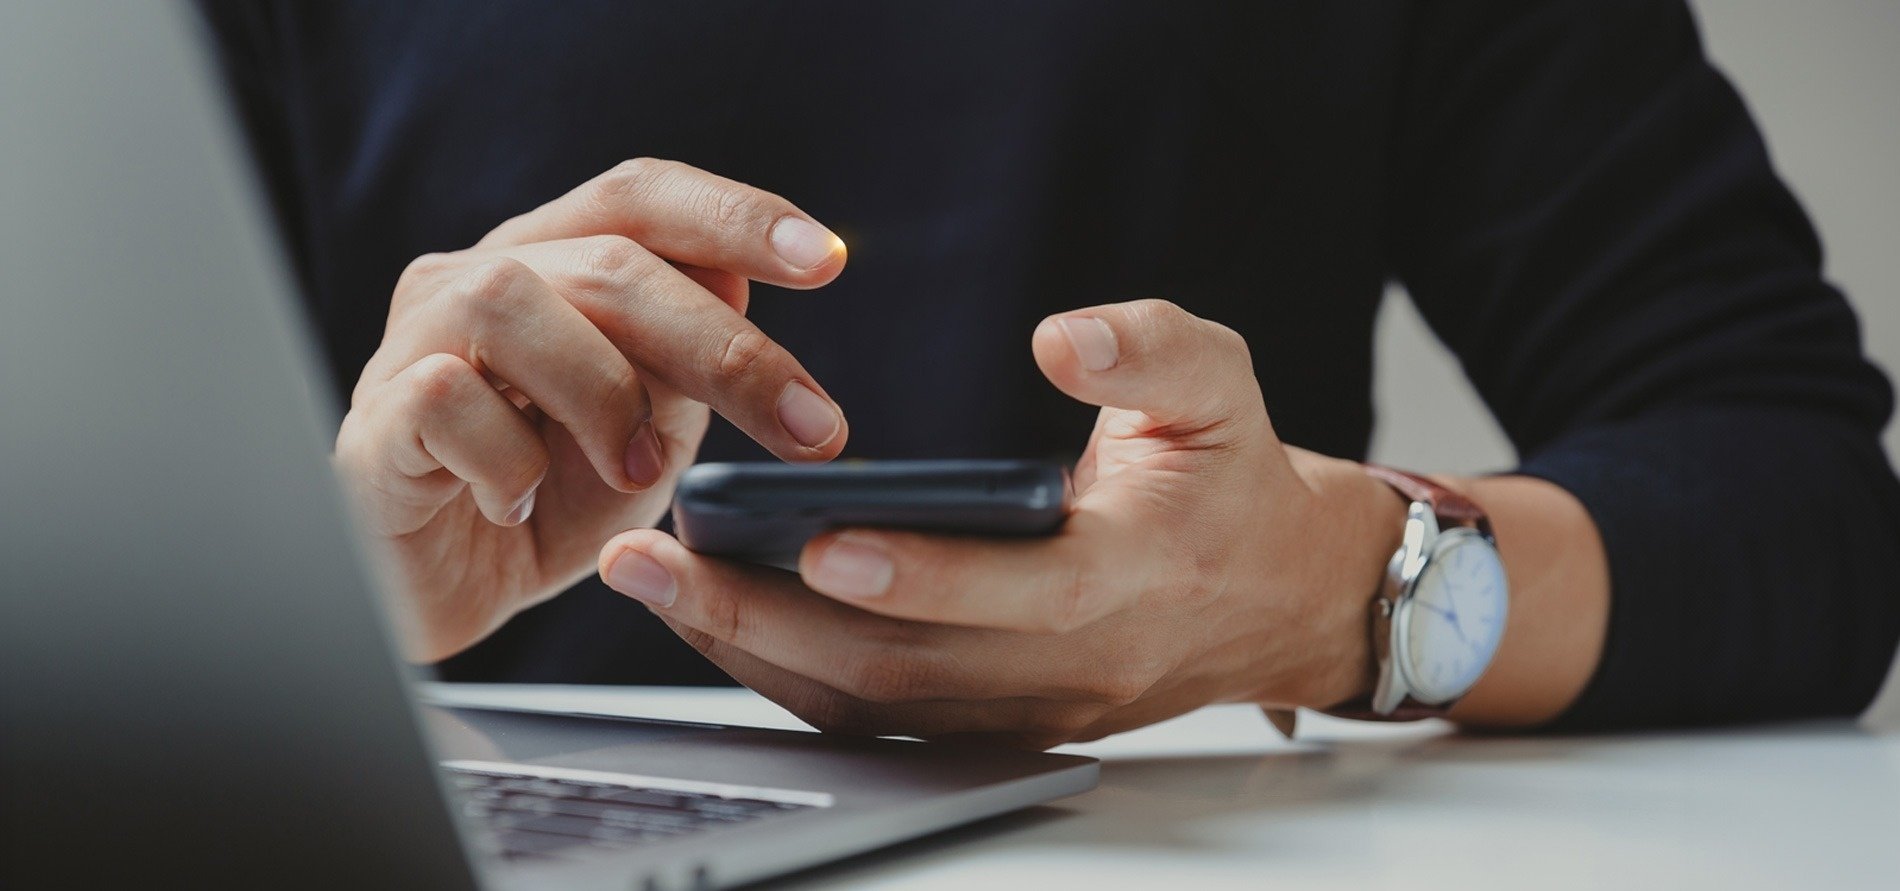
1264;465;1509;736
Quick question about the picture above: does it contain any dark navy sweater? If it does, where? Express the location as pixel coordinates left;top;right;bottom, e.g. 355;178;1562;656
200;0;1900;728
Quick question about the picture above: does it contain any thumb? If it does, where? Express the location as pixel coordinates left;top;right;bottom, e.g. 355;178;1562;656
1032;298;1270;434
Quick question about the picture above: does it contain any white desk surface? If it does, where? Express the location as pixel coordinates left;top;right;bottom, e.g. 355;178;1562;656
426;683;1899;890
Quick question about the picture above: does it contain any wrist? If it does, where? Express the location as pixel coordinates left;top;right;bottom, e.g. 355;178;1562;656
1281;453;1406;710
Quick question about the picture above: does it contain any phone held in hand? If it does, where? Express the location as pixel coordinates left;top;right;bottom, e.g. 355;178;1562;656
673;459;1072;570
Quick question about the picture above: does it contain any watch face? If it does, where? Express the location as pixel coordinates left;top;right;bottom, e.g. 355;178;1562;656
1399;529;1508;704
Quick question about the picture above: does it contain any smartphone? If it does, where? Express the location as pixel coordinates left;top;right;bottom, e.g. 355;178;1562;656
672;459;1072;570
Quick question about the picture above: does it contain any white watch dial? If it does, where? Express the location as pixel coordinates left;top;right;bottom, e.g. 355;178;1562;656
1400;529;1508;704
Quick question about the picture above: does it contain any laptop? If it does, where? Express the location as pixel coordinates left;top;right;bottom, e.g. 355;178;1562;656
0;2;1098;888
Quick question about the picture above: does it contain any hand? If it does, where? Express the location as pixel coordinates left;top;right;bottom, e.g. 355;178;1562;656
335;159;851;661
599;299;1404;749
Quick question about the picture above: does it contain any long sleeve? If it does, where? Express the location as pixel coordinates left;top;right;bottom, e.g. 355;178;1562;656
1391;0;1900;728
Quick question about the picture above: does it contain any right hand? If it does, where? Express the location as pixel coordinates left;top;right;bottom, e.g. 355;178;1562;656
334;159;850;661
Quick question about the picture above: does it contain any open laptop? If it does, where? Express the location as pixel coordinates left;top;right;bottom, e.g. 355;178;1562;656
0;2;1097;888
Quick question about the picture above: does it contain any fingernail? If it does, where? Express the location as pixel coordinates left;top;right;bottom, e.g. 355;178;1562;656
1057;317;1119;372
777;381;841;449
770;216;843;270
808;534;894;599
624;420;665;488
606;549;676;608
502;488;535;526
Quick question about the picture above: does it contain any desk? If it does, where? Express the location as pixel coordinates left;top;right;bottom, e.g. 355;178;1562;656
426;683;1898;890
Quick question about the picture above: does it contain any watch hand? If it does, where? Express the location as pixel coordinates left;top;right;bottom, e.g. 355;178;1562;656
1443;576;1464;620
1414;600;1451;621
1437;579;1479;639
1414;601;1474;647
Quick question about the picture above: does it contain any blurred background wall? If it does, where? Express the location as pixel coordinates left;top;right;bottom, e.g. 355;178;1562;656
1366;0;1900;721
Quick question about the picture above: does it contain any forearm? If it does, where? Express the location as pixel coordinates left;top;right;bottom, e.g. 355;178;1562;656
1442;475;1607;727
1296;460;1608;728
1360;0;1900;732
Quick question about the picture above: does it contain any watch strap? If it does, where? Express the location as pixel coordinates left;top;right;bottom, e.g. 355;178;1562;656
1361;464;1491;533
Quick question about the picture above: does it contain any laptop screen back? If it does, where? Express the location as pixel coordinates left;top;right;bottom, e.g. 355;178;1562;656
0;2;476;886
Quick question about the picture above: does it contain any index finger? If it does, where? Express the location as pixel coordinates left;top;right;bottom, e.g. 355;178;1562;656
495;236;848;461
477;158;846;289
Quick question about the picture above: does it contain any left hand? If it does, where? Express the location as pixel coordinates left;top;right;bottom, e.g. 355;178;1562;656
600;299;1403;749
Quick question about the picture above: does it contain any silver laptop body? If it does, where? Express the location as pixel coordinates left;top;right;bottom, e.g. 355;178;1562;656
0;3;1098;888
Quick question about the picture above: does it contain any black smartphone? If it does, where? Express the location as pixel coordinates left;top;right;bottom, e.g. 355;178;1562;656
672;459;1072;569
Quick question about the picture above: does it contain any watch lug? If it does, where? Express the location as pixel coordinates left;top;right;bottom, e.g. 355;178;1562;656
1369;587;1404;715
1374;501;1434;717
1399;503;1436;581
1371;664;1408;715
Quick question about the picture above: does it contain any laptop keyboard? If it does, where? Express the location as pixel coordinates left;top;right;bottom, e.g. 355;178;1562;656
445;763;823;863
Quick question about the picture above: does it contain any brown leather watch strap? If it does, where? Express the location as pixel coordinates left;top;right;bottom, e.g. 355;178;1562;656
1362;464;1491;533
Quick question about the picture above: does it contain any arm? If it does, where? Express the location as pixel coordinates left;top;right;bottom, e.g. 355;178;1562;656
1430;475;1607;726
593;0;1899;745
590;299;1610;746
1393;0;1900;727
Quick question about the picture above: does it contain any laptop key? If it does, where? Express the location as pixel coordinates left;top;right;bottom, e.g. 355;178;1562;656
496;777;584;799
588;787;692;810
502;813;628;841
496;794;703;828
446;764;820;860
494;828;586;858
688;798;778;818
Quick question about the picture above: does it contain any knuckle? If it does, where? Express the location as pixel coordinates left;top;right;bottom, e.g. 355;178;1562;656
700;580;749;646
1132;296;1183;316
701;181;767;230
567;234;667;301
595;158;697;232
445;259;535;327
610;245;673;302
1116;299;1183;361
715;326;778;390
1128;297;1187;329
577;234;646;283
593;361;646;420
395;252;461;298
598;156;671;203
403;353;481;410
